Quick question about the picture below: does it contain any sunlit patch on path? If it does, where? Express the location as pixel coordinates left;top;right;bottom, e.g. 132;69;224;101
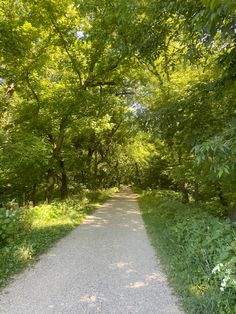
0;187;183;314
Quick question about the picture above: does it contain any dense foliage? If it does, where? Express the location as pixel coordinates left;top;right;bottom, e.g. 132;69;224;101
0;0;155;205
0;0;235;309
0;0;235;213
139;190;236;314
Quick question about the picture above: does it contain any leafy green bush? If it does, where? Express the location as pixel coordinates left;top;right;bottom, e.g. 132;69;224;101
139;191;236;314
87;187;118;203
0;208;25;246
200;200;230;217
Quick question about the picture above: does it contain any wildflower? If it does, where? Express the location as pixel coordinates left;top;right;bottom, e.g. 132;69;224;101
219;277;228;292
221;278;227;288
212;263;223;274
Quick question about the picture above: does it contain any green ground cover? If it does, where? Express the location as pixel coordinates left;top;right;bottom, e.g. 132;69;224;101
139;190;236;314
0;188;117;289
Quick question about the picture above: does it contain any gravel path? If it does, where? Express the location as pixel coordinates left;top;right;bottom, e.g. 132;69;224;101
0;188;183;314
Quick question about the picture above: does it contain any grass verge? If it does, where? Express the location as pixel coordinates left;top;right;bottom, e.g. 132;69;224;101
0;188;117;289
138;189;236;314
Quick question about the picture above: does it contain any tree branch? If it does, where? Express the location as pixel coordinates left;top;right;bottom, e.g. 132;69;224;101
50;16;83;87
25;68;40;108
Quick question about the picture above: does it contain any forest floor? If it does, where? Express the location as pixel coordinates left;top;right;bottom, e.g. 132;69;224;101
0;188;182;314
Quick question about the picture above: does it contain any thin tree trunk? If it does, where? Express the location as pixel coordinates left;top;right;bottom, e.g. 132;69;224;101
46;118;68;202
135;162;141;186
22;192;26;206
215;183;228;206
181;182;189;204
94;150;98;189
45;169;55;203
115;160;121;188
229;202;236;222
60;172;68;200
60;159;68;200
30;184;37;206
193;181;200;204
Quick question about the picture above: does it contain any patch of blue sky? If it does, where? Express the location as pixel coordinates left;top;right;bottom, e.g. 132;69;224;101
76;30;84;39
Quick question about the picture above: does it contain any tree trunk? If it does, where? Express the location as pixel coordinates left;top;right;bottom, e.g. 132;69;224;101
93;150;98;189
61;172;68;200
114;160;120;188
229;203;236;222
135;162;141;186
193;181;200;204
22;192;26;206
46;118;68;202
181;182;189;204
45;169;55;203
60;159;68;200
29;184;37;206
215;183;228;206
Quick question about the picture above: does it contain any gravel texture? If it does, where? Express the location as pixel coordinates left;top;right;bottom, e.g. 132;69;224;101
0;188;183;314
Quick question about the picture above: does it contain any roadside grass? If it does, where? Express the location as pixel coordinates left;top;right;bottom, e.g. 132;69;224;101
0;188;117;289
138;189;236;314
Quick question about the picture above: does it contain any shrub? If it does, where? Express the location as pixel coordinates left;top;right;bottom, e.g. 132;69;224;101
0;208;25;247
139;191;236;314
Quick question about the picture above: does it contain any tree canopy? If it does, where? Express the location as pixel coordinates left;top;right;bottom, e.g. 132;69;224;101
0;0;235;214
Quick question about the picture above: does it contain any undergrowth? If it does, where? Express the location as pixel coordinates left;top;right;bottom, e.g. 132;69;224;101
139;190;236;314
0;188;117;288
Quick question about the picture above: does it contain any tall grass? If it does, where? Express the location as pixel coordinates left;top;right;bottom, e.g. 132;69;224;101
139;190;236;314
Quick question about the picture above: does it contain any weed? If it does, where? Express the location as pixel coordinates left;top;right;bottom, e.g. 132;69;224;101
139;190;236;314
